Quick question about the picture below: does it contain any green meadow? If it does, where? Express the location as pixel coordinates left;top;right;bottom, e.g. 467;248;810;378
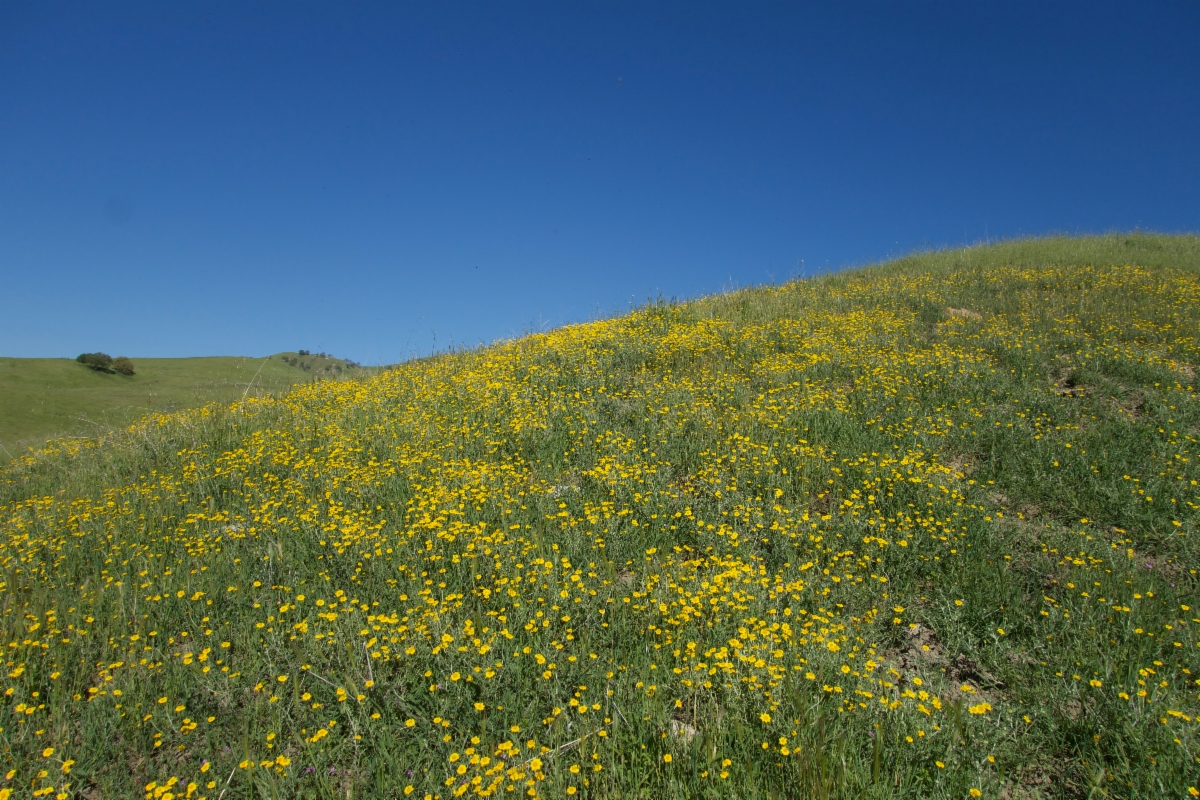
0;234;1198;799
0;353;368;463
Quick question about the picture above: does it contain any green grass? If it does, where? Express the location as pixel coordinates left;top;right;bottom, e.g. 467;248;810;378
0;352;370;463
1;233;1199;800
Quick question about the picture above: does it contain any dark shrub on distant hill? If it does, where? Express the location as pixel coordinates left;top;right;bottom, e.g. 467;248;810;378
77;352;114;372
112;356;135;375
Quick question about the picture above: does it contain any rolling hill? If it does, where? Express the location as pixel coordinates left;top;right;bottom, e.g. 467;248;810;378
0;352;369;462
1;234;1198;799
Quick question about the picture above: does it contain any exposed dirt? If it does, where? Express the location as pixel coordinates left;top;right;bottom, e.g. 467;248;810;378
1017;502;1042;521
944;654;1006;701
668;718;699;745
998;761;1058;800
892;623;945;674
809;491;833;517
1111;388;1145;421
1054;371;1084;397
884;624;1011;714
944;452;972;476
1135;552;1188;583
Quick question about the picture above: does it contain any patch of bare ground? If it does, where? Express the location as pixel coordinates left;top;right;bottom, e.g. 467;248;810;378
1052;355;1085;397
985;484;1042;524
666;702;722;761
616;570;636;586
885;623;1008;710
808;490;833;518
989;515;1066;589
668;718;699;745
329;767;365;799
997;761;1066;800
944;452;972;477
944;654;1006;702
891;623;945;675
1061;696;1094;723
1016;502;1041;521
1135;552;1188;584
1110;387;1145;421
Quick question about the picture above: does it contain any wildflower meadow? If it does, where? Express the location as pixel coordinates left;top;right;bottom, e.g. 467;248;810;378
2;235;1198;798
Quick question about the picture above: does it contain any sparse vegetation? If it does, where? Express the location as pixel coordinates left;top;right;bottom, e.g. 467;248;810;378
1;234;1199;799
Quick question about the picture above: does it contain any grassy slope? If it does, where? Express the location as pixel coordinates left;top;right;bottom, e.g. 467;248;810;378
0;353;367;461
1;233;1199;800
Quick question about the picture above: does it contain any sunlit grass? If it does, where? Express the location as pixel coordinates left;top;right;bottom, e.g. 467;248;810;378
0;352;371;463
1;234;1198;798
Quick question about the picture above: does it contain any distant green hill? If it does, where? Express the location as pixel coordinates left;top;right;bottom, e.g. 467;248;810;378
0;352;370;460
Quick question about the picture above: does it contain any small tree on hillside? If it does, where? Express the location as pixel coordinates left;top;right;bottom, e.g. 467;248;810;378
112;356;135;375
77;352;114;372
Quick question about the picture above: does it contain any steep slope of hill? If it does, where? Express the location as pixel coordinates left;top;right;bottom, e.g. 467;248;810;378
1;234;1198;799
0;352;368;462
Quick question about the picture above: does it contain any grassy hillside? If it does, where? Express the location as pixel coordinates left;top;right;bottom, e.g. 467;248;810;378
1;233;1199;799
0;352;367;462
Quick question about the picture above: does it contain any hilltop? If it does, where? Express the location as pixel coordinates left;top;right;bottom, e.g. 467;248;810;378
0;352;370;462
1;233;1198;799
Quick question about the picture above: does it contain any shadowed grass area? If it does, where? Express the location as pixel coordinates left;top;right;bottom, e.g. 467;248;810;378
0;352;372;462
1;233;1198;799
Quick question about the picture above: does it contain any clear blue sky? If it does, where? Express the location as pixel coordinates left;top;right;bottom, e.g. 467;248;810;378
3;2;1198;363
